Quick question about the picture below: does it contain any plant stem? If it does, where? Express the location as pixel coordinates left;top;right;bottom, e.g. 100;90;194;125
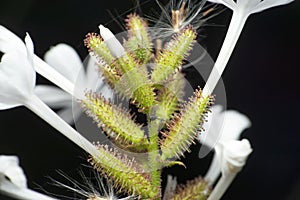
148;118;162;199
202;11;248;96
24;95;100;158
0;179;57;200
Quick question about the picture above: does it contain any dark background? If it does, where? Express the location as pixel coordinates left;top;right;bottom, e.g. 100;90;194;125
0;0;300;199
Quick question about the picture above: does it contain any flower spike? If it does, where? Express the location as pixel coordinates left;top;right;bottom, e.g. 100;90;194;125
170;177;210;200
89;144;160;199
151;27;196;84
82;92;148;150
161;88;213;160
125;14;153;65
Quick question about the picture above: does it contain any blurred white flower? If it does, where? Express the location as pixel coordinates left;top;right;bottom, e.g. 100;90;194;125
202;0;294;96
0;155;56;200
0;25;80;98
0;34;35;110
0;34;99;158
35;44;113;124
0;155;27;188
208;139;252;200
198;105;251;185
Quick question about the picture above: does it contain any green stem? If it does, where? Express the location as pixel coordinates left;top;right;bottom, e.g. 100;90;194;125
148;118;162;199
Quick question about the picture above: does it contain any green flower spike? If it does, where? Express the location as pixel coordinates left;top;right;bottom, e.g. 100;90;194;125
125;14;153;65
151;27;196;84
155;72;185;122
113;53;156;113
170;177;210;200
82;92;148;150
89;144;160;199
84;33;115;65
84;33;121;87
160;88;213;160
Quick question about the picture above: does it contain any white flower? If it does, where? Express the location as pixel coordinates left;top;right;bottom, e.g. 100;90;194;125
35;43;113;124
0;155;27;188
217;139;252;174
0;155;56;200
0;34;99;158
0;25;80;98
0;34;35;110
198;105;251;185
207;139;252;200
202;0;294;96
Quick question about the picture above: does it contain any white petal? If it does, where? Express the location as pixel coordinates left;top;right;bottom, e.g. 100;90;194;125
44;43;84;83
24;34;36;89
220;110;251;141
34;85;71;108
0;25;25;53
220;139;253;174
0;101;22;110
252;0;294;13
199;106;251;148
99;25;125;58
25;33;34;67
0;51;35;109
207;139;249;200
0;155;27;188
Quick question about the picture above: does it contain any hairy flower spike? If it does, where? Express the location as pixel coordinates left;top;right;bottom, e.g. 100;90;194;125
85;34;122;88
89;144;160;199
84;33;115;65
125;14;153;65
151;27;196;84
99;63;122;88
160;88;213;160
113;53;156;113
155;72;185;121
170;177;210;200
82;92;148;149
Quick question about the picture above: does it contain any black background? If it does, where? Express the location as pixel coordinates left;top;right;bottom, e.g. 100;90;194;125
0;0;300;199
